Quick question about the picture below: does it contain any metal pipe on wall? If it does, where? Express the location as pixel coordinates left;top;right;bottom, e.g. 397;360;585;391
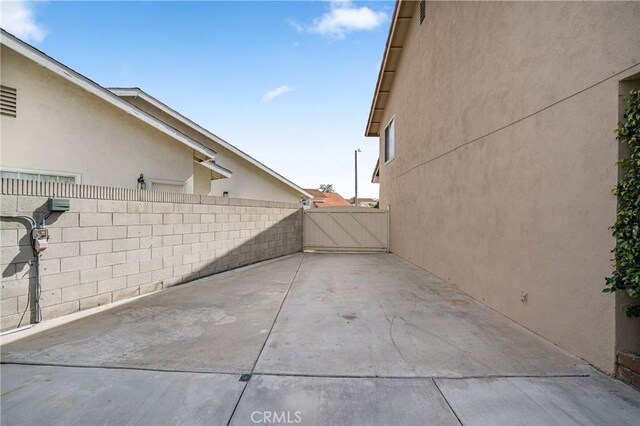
1;214;41;325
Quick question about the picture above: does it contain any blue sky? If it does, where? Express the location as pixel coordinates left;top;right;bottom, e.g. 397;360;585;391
2;0;393;199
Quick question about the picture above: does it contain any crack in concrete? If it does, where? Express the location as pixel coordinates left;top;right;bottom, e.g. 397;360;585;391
388;314;413;370
376;297;414;371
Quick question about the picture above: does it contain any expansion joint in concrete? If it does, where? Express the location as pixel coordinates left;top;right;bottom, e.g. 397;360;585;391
0;361;242;377
252;371;591;381
432;378;464;425
226;253;306;426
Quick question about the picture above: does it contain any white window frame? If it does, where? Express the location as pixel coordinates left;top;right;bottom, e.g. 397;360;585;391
0;166;81;183
384;116;396;164
147;178;186;192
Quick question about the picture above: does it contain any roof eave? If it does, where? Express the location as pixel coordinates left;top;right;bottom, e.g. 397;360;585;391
371;158;380;183
110;88;313;199
365;0;417;137
0;29;217;160
196;159;233;179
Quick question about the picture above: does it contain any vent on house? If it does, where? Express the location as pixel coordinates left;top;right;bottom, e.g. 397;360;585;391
1;85;17;117
420;0;426;25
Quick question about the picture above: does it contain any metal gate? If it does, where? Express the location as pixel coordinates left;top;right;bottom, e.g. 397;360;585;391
303;207;389;252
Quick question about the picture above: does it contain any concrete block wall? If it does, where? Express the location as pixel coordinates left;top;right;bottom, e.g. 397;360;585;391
0;180;302;331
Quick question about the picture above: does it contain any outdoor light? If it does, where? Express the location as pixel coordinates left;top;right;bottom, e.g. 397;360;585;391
137;173;146;190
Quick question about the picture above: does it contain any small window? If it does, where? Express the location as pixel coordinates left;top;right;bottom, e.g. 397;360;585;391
147;178;185;193
420;0;426;25
384;118;395;163
0;169;78;183
1;85;17;117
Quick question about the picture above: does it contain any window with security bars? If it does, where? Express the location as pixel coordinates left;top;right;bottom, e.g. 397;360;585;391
420;0;426;25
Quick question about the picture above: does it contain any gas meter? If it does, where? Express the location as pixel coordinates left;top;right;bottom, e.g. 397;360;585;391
32;228;49;253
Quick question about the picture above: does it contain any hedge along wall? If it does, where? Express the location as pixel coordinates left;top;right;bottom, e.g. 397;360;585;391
0;178;303;331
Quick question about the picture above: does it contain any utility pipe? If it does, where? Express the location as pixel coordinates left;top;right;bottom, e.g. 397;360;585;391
1;214;41;324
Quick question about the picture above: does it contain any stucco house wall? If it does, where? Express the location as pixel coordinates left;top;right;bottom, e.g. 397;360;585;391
374;1;640;373
122;97;305;204
0;46;209;194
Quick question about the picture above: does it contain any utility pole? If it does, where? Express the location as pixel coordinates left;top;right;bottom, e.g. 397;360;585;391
354;148;361;206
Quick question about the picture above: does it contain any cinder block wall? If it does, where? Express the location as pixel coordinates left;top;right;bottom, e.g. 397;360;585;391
0;179;303;331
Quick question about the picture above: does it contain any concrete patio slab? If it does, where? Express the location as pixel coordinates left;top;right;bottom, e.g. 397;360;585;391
1;254;302;373
256;253;584;377
1;252;637;425
0;364;244;426
229;375;459;426
435;370;640;425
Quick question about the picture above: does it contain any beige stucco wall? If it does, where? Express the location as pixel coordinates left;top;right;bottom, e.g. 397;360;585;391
0;46;207;193
123;98;305;204
376;1;640;373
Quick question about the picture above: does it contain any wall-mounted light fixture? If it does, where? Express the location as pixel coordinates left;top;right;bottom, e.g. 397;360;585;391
137;173;146;190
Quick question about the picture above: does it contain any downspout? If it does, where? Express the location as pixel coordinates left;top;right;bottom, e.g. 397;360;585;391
1;214;41;324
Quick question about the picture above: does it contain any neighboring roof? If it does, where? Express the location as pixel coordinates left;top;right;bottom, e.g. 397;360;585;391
365;0;417;137
0;29;217;160
305;188;327;199
304;189;352;208
110;88;313;199
319;193;352;207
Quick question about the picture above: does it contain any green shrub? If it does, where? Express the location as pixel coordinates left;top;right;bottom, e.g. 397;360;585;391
604;90;640;317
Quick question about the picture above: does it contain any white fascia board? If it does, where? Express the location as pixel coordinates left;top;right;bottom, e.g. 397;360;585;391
196;159;233;178
110;88;313;199
0;30;216;160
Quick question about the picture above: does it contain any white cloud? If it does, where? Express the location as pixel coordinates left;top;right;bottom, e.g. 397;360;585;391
307;0;387;39
1;0;47;43
261;85;294;103
286;18;305;34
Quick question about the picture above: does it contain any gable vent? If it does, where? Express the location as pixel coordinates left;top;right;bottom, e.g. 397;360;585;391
1;85;17;117
420;0;426;25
